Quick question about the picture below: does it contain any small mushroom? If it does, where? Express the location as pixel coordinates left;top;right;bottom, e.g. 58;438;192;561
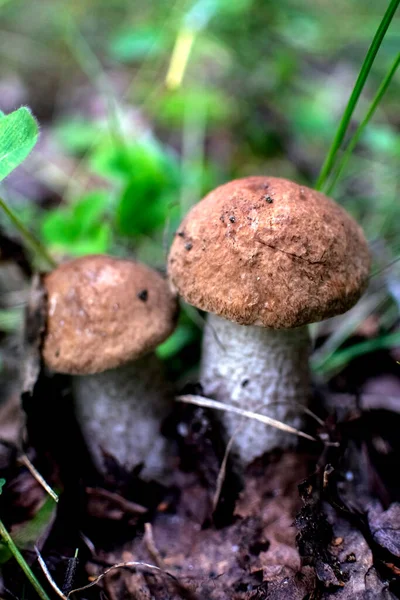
43;255;178;481
168;177;371;466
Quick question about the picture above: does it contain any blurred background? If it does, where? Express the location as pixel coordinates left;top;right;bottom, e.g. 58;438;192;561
0;0;399;382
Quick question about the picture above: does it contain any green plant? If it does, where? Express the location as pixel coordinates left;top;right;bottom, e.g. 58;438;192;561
0;479;52;600
315;0;400;192
0;108;55;268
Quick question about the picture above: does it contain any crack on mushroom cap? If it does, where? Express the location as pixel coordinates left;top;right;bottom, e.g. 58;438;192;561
255;237;327;265
168;176;371;329
42;255;179;374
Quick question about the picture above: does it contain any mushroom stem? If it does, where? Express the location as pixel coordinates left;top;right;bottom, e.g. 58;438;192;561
72;353;173;482
200;313;311;465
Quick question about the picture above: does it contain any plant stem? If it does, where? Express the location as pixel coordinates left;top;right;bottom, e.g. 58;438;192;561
315;0;400;191
0;196;56;269
326;52;400;195
0;519;51;600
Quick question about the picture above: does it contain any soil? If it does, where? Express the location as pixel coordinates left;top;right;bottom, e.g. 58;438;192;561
1;357;400;599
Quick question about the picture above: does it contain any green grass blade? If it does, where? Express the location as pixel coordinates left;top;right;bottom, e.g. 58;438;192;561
0;519;51;600
315;0;400;191
312;331;400;375
327;52;400;195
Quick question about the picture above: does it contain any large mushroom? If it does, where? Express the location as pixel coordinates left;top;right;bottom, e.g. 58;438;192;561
168;177;370;466
42;255;178;481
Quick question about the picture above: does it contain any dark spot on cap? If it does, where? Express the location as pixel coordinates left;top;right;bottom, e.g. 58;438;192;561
137;289;148;302
220;215;225;223
177;231;185;238
55;349;60;358
241;379;249;388
264;195;273;204
229;216;236;223
185;242;193;251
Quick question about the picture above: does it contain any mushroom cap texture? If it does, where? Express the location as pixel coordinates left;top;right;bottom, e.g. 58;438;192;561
168;177;371;328
43;255;179;374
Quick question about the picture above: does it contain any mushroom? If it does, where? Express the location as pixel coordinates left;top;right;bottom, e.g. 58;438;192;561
168;177;370;466
42;255;179;481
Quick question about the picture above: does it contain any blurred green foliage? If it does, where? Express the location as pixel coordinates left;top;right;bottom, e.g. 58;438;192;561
41;190;111;255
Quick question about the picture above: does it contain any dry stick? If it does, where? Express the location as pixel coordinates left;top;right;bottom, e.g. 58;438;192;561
212;399;270;513
85;487;147;515
176;394;318;442
144;522;166;571
67;561;175;597
212;421;243;514
35;546;67;599
18;454;59;503
35;544;176;599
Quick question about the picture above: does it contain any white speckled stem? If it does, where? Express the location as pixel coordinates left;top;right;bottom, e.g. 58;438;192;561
73;354;173;482
200;314;311;465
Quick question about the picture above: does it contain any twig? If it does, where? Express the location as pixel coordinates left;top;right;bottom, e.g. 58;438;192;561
85;487;147;515
176;394;318;442
18;454;59;503
67;561;175;597
143;522;166;570
212;422;241;513
35;546;67;599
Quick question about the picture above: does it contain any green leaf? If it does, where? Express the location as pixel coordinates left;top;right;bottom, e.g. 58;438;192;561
156;324;197;359
0;478;5;494
0;108;39;182
89;137;180;238
65;224;111;256
41;191;111;256
116;179;172;237
72;191;109;234
0;496;56;564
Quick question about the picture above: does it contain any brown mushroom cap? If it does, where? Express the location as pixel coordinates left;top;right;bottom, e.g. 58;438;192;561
43;255;178;374
168;177;371;328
